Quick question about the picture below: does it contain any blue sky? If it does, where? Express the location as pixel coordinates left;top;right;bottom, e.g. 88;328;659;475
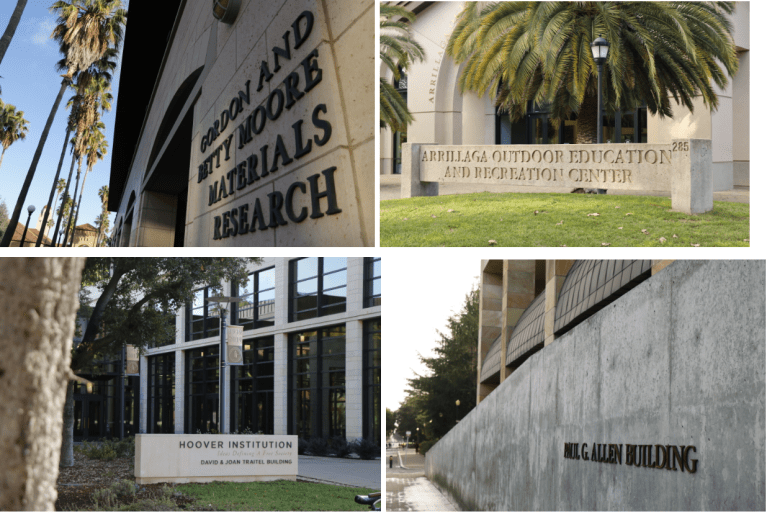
0;0;128;243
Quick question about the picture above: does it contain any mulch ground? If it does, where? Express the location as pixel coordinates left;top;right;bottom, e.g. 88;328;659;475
55;453;200;511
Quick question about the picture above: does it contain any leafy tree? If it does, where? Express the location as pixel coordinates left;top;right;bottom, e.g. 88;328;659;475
0;198;9;239
447;1;739;144
0;0;28;68
0;100;29;172
60;257;261;467
2;0;125;247
398;286;479;442
380;4;424;132
386;408;395;438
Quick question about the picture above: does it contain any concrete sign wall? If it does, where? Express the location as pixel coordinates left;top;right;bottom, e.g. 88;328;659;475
403;139;713;214
425;261;765;510
135;434;298;484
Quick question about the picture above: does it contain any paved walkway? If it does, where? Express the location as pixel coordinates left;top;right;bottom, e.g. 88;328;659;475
386;447;459;511
381;175;750;203
298;456;380;490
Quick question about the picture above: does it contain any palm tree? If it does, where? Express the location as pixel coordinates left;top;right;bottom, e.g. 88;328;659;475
380;4;425;132
0;0;28;67
44;178;66;240
61;74;111;247
36;48;117;246
95;184;108;246
1;0;125;248
0;100;30;172
446;2;739;144
70;121;107;236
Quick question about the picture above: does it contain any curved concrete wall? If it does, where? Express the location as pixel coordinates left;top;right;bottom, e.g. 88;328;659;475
426;260;765;510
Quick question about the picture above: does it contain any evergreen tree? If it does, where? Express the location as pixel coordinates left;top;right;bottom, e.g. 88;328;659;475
397;286;479;442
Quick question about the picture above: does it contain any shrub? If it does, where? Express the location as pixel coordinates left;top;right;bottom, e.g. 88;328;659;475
79;436;135;461
307;437;328;456
352;438;380;460
329;436;352;457
419;440;437;455
91;487;117;510
298;438;309;455
111;479;137;499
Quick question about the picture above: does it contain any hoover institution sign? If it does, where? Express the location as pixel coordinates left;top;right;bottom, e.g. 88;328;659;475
135;435;298;484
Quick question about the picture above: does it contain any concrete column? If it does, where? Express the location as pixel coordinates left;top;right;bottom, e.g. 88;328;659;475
502;261;537;374
274;258;290;326
652;260;675;275
273;332;289;435
544;260;574;347
671;139;713;214
401;143;438;198
175;349;184;433
346;319;364;440
346;258;364;311
477;260;502;404
139;355;148;433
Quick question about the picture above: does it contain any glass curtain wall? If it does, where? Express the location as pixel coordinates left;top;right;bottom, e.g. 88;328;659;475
232;336;275;434
363;319;381;443
186;286;220;341
185;345;220;433
290;258;347;321
233;268;276;330
147;353;175;433
289;325;346;439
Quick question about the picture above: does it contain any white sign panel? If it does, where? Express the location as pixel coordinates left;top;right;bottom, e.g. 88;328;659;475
227;325;244;365
125;344;139;376
135;434;298;484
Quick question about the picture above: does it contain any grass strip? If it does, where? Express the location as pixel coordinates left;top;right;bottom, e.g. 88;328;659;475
176;480;374;511
380;193;749;247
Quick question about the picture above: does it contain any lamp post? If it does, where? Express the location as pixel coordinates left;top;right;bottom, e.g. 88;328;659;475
591;35;609;194
206;295;244;434
20;205;35;247
455;399;460;424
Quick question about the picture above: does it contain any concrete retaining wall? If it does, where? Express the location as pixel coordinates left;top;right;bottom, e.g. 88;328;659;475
425;260;765;510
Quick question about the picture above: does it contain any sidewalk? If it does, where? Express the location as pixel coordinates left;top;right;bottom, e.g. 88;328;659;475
386;448;459;511
298;456;380;489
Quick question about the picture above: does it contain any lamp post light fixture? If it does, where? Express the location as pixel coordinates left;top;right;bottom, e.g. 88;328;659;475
455;399;461;424
590;36;610;145
206;295;245;434
212;0;241;24
591;35;610;194
20;205;35;247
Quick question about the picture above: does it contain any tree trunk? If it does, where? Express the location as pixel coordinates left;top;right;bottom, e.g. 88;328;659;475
575;93;599;144
60;381;75;468
36;128;71;246
52;153;77;247
0;78;69;247
0;0;28;67
0;147;6;172
0;257;86;510
62;163;81;247
71;168;90;241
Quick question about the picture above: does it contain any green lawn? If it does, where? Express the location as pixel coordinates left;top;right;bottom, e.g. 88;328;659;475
176;480;374;511
380;193;749;247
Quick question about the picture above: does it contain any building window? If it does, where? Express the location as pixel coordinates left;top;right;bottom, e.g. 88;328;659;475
363;319;381;443
289;325;346;439
186;286;220;341
232;336;274;434
233;268;275;330
289;258;347;322
147;353;175;434
185;345;219;433
364;257;381;307
495;104;648;145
